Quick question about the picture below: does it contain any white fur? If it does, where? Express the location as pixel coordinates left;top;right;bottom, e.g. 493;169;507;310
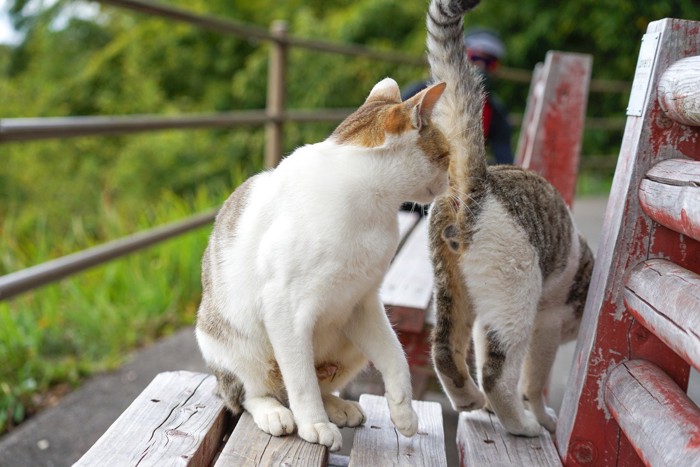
197;131;447;450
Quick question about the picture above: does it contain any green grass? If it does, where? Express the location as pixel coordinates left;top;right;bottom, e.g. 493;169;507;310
0;185;231;434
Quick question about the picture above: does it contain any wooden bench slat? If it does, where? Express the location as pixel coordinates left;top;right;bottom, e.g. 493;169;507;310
350;394;447;466
75;371;228;467
380;218;433;312
645;158;700;186
457;410;561;466
604;360;700;467
625;259;700;371
215;411;326;466
639;160;700;242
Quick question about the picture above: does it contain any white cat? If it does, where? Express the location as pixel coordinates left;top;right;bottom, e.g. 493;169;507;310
195;77;451;451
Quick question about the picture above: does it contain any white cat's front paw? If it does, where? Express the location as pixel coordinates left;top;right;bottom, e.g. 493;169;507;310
253;406;295;436
298;422;343;451
324;397;366;428
387;399;419;437
503;410;542;438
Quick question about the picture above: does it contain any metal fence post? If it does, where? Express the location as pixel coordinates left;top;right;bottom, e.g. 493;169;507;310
265;20;288;169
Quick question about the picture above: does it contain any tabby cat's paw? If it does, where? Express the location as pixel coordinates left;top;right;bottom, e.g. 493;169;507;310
388;400;419;437
537;406;557;433
325;397;366;428
449;385;486;412
253;406;295;436
298;422;343;451
504;410;542;438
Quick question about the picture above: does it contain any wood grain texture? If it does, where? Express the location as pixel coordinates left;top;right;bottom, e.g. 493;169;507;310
75;371;228;467
380;218;433;311
556;18;700;467
625;259;700;371
457;410;561;466
215;411;327;466
515;51;592;207
350;394;446;466
658;55;700;127
640;159;700;242
605;360;700;467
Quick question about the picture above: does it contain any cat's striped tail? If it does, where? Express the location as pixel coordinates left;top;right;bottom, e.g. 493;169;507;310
426;0;488;188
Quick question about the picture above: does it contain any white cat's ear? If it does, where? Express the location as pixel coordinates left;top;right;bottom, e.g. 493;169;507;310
366;77;402;103
411;81;446;130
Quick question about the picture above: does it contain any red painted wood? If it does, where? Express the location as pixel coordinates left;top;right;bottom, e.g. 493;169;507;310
604;360;700;467
556;18;700;467
386;306;426;334
516;51;592;207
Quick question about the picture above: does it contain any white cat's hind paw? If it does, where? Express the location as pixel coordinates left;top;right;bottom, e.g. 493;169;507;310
324;396;366;428
252;406;295;436
298;422;343;451
387;400;419;437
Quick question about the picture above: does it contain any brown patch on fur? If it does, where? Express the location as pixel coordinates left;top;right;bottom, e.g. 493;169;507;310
316;362;341;381
419;123;451;170
481;328;506;393
212;366;245;415
266;360;286;395
384;105;413;135
331;98;397;147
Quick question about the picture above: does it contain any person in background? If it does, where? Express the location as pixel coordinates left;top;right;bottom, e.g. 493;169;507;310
402;27;514;165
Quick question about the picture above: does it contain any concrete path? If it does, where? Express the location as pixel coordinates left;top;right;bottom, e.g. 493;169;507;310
8;196;691;467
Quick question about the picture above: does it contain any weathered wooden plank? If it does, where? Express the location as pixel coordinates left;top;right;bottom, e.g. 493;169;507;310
75;371;228;467
380;218;433;311
350;394;446;467
457;410;561;466
625;259;700;371
515;51;592;207
215;411;327;466
639;159;700;242
658;55;700;127
605;360;700;467
556;18;700;467
646;157;700;185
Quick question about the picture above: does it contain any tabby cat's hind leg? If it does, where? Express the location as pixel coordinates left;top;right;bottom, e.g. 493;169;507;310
520;310;564;433
474;322;541;437
212;366;245;416
431;280;485;412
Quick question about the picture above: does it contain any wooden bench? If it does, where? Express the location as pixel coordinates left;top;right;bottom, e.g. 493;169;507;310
74;371;447;466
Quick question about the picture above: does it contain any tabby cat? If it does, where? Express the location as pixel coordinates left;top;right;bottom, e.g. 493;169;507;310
195;78;451;450
426;0;594;436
